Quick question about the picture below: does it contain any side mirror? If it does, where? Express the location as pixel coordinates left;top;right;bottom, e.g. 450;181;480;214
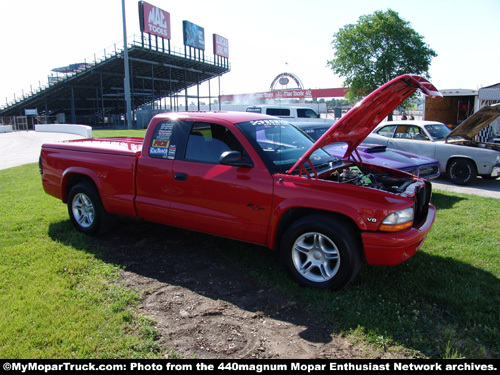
219;151;254;168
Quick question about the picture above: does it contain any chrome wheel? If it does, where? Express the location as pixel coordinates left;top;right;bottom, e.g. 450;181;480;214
280;215;362;290
291;232;341;283
72;193;95;229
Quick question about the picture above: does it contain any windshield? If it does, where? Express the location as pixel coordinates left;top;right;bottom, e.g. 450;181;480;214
424;124;451;141
236;119;338;172
299;126;329;141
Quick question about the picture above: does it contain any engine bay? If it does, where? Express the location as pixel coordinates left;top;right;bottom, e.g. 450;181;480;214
325;163;417;194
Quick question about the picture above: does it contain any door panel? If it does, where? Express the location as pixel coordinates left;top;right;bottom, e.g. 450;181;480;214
170;121;273;244
387;138;437;159
170;160;273;245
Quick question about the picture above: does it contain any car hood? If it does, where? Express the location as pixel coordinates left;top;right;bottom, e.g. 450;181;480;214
325;143;440;169
446;103;500;142
288;74;441;175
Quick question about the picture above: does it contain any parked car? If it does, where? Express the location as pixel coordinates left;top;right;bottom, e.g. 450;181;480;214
246;105;336;125
364;104;500;185
294;122;441;180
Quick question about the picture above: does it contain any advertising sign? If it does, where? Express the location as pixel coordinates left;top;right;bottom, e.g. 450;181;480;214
139;1;171;40
25;109;38;116
219;88;348;102
183;20;205;50
213;34;229;58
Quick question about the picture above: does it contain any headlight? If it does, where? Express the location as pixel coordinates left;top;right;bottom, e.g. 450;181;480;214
379;207;414;232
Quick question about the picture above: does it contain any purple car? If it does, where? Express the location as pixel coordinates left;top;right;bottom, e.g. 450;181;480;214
294;122;441;179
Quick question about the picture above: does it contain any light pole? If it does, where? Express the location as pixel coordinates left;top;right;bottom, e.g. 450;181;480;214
122;0;133;129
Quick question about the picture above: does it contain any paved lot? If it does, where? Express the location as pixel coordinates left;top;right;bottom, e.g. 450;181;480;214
0;131;84;170
431;175;500;199
1;130;499;198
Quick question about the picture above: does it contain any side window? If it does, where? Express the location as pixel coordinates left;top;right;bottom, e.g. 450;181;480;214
149;121;177;159
184;122;247;164
408;126;430;140
394;125;411;139
393;125;429;140
377;125;397;138
297;108;319;118
266;108;290;117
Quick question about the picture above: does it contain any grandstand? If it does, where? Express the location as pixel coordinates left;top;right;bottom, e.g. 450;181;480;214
0;34;230;128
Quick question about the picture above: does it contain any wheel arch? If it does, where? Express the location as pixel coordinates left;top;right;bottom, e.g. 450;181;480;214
271;207;363;256
61;169;104;206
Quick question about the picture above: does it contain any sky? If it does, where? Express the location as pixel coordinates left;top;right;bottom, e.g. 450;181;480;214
0;0;499;105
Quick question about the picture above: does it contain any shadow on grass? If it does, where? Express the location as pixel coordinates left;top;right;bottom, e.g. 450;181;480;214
49;214;499;358
431;191;467;210
49;219;334;346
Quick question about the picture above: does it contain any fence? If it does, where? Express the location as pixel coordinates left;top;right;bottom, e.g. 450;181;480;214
0;116;58;131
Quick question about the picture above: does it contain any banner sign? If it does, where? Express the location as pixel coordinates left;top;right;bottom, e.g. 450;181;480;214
213;34;229;58
139;1;171;40
220;88;348;102
183;20;205;50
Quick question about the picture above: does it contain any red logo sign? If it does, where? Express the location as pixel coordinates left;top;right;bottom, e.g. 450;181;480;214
213;34;229;58
141;2;171;40
152;139;170;148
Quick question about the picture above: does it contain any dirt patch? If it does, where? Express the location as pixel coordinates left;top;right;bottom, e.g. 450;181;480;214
94;219;404;359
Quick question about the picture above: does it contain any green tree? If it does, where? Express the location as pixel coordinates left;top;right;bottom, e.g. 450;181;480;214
328;9;437;104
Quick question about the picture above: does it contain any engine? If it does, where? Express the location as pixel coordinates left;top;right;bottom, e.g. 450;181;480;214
328;165;417;193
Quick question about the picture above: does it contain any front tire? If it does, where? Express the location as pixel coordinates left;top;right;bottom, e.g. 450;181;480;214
67;182;107;236
280;215;362;290
448;159;477;185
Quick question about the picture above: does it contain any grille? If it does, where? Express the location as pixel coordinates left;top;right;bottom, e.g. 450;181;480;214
414;180;432;226
419;165;440;178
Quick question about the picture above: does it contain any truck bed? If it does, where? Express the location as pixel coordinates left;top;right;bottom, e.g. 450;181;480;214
40;137;144;218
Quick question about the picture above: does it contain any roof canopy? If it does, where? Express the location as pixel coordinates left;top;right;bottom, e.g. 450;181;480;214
479;83;500;101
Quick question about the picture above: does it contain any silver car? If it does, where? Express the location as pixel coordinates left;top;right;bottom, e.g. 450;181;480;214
364;104;500;185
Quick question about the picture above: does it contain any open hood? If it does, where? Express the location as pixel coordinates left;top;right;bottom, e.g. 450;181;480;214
288;74;441;175
446;103;500;142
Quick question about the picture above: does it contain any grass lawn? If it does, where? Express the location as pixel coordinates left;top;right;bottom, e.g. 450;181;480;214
0;164;161;359
92;129;147;138
1;129;498;358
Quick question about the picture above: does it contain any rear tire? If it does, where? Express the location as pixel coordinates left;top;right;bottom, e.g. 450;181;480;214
67;182;108;236
448;158;477;185
280;215;362;290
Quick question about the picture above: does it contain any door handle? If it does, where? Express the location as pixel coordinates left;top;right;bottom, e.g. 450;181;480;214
174;172;188;181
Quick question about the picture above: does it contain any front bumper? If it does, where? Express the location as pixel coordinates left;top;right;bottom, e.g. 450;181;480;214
491;165;500;178
361;204;436;266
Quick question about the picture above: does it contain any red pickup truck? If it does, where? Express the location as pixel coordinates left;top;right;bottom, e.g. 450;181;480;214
40;75;439;290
